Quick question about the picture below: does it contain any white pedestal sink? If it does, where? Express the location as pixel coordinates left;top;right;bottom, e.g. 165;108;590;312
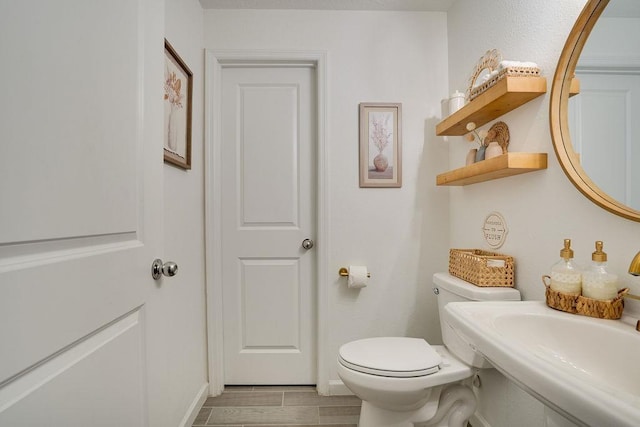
443;301;640;427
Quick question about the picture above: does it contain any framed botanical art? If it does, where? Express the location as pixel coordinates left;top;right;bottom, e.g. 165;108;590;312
359;103;402;187
164;39;193;169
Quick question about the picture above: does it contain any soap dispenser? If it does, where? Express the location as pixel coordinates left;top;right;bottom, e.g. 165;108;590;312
550;239;582;295
582;241;618;300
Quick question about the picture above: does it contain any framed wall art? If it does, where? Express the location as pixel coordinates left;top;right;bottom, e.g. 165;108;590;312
359;103;402;188
164;39;193;169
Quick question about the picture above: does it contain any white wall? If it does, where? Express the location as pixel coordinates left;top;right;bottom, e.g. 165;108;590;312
202;2;640;422
447;0;640;425
203;9;451;388
163;0;209;425
446;0;640;302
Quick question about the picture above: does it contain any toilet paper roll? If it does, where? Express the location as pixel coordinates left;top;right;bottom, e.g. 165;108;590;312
348;265;369;289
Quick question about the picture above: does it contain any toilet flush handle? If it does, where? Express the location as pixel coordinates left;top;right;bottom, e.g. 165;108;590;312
433;287;440;295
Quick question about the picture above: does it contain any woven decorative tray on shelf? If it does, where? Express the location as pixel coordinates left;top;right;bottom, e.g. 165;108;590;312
449;249;515;287
542;275;629;319
468;67;541;101
465;49;541;101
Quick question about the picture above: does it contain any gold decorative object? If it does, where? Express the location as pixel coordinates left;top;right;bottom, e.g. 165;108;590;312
485;121;510;154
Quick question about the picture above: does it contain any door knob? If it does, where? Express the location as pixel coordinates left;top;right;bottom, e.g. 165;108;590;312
301;239;314;250
151;259;178;280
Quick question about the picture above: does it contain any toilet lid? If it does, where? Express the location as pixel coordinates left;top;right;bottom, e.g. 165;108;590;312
338;337;441;378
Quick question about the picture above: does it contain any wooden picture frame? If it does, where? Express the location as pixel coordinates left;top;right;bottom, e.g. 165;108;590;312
359;103;402;188
163;39;193;170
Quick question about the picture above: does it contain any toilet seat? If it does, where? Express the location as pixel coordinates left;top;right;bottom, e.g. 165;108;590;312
338;337;441;378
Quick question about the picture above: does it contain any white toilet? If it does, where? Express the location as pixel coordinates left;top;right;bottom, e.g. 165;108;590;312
337;272;521;427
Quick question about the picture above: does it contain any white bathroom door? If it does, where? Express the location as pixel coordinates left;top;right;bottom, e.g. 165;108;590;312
220;64;317;384
570;71;640;208
0;1;162;425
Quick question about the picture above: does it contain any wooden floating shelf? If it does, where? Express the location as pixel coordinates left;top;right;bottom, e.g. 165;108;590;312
436;153;548;186
436;77;547;136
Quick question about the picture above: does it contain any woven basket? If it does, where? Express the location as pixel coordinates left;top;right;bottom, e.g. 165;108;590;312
542;275;628;319
577;290;628;319
468;66;541;101
449;249;514;287
542;275;578;313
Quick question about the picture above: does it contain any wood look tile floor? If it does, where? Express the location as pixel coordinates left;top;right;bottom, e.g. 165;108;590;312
193;386;362;426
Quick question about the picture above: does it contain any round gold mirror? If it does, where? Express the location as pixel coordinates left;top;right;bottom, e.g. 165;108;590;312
550;0;640;222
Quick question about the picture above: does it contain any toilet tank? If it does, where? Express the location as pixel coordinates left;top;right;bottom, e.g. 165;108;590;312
433;272;521;368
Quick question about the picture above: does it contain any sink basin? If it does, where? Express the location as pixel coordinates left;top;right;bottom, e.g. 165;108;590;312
443;300;640;427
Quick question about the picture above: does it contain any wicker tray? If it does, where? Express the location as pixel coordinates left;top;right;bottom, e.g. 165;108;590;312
468;67;541;101
542;275;628;319
449;249;514;287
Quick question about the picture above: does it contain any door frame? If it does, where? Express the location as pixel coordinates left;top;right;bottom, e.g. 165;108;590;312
204;50;329;396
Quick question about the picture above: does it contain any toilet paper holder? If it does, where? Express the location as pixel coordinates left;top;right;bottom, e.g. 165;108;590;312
339;267;371;278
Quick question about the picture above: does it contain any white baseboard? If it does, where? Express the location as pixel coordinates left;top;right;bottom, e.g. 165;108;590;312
328;379;353;396
470;412;492;427
178;382;209;427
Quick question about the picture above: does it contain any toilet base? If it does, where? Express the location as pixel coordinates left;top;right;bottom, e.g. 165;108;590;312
357;384;476;427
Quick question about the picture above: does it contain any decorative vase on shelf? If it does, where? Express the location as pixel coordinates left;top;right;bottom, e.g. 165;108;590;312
485;141;503;160
475;145;486;162
466;149;477;166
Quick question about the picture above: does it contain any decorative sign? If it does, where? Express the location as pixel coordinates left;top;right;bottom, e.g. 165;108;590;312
482;212;508;249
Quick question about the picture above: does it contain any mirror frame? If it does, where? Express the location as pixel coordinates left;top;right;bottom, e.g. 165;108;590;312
550;0;640;222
